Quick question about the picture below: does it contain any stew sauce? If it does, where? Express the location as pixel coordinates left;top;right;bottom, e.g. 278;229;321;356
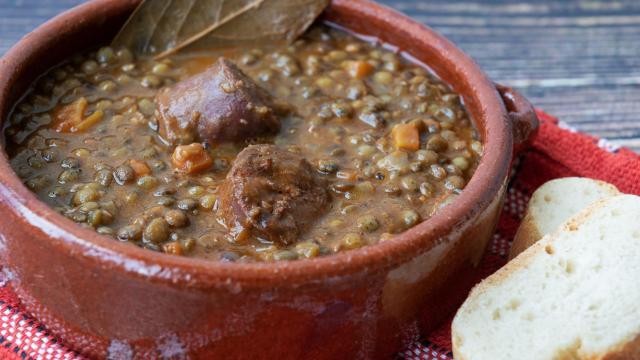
5;26;481;262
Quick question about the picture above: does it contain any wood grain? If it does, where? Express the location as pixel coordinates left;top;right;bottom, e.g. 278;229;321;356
1;0;639;150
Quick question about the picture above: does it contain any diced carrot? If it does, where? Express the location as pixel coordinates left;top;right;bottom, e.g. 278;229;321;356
129;159;151;177
53;97;104;133
73;110;104;132
53;97;88;132
392;123;420;151
346;60;374;79
171;143;213;174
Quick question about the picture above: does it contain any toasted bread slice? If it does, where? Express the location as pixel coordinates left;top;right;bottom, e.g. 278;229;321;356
509;177;619;259
452;195;640;360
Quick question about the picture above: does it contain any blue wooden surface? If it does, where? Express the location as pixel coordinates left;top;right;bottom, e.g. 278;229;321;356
1;0;639;151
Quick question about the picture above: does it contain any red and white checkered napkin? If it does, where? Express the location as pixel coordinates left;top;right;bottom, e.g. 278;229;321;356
1;110;639;359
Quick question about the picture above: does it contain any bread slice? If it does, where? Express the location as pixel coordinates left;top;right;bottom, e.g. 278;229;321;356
509;177;619;259
452;195;640;360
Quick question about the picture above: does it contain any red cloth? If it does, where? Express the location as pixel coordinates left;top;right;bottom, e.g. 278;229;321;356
0;111;638;360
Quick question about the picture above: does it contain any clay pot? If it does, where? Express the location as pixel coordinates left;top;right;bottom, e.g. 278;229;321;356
0;0;538;358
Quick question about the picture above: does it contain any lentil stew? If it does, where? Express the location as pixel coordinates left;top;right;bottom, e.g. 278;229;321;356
4;25;482;262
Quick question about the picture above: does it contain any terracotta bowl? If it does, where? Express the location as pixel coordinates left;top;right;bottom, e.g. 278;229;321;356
0;0;538;358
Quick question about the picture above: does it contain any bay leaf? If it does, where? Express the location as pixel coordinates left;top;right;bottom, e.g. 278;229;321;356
112;0;330;59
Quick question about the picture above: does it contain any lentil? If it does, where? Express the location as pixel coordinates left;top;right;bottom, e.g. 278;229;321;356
94;169;112;186
357;215;380;232
426;135;448;152
452;156;470;171
341;233;364;250
295;242;320;258
143;218;170;243
81;60;99;74
200;194;217;210
272;250;298;261
373;71;393;85
118;224;142;241
137;175;158;189
177;198;197;210
152;63;171;75
27;156;45;169
445;175;466;191
141;75;161;88
97;47;115;64
164;210;188;228
73;188;100;205
113;164;135;185
401;210;420;227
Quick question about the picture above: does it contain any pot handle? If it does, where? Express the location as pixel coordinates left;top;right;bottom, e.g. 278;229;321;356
495;83;539;155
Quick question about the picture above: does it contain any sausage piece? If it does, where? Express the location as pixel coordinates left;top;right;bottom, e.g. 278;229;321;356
156;58;280;145
220;145;329;246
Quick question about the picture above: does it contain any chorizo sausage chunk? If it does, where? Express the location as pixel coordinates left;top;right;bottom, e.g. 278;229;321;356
156;58;280;145
220;145;329;246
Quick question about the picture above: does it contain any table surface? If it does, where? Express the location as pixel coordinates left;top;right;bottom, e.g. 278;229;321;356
1;0;639;151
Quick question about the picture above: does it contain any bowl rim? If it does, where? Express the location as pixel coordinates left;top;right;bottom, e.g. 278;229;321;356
0;0;511;288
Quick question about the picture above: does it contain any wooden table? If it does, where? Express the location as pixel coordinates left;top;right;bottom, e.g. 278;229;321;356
2;0;639;151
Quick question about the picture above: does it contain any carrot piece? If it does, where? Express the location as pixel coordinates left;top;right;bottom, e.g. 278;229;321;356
347;60;374;79
171;143;213;174
53;97;103;133
392;123;420;151
72;110;104;132
53;97;88;132
129;159;151;177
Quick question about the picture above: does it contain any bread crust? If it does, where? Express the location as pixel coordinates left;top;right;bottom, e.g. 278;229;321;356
550;333;640;360
508;212;542;260
602;333;640;360
508;178;620;260
452;343;464;360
